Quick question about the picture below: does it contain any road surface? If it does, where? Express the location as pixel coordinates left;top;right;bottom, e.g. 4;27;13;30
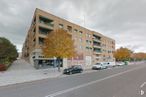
0;62;146;97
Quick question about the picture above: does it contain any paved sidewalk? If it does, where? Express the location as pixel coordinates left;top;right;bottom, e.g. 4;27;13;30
0;59;94;87
0;59;62;87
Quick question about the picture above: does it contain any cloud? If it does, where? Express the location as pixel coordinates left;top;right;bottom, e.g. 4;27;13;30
0;0;146;52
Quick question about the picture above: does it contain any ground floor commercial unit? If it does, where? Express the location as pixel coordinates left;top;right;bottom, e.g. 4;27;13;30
22;8;115;69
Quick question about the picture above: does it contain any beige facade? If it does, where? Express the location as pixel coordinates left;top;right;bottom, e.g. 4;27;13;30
22;8;115;68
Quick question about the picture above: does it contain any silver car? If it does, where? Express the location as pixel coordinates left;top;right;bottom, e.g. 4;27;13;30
92;63;108;70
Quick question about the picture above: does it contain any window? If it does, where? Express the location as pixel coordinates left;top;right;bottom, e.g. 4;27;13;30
86;40;92;44
33;28;36;36
86;34;91;38
67;26;72;32
86;47;89;49
74;29;78;32
86;40;88;43
59;24;63;28
79;31;83;35
39;27;52;35
39;37;44;45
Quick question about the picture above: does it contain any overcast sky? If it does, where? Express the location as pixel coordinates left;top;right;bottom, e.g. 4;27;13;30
0;0;146;52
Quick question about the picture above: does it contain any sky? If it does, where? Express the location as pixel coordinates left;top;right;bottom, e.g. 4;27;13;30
0;0;146;53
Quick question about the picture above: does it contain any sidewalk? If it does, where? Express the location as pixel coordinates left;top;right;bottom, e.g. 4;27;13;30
0;59;62;87
0;59;94;87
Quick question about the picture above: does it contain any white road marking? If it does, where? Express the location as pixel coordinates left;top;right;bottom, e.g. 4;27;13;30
140;82;146;88
139;82;146;96
140;90;145;95
45;66;146;97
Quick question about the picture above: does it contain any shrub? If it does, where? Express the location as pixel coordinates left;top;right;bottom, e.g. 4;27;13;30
0;64;7;71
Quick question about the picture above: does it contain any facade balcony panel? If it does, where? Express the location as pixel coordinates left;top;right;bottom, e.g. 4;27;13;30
39;20;54;27
93;45;101;48
39;22;54;30
39;16;54;27
39;34;47;38
95;56;101;59
93;38;101;43
94;51;102;55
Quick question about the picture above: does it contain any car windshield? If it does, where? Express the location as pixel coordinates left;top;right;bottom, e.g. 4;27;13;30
95;63;101;65
72;65;81;68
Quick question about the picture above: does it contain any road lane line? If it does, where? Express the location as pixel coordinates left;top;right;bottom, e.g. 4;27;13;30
140;90;145;95
45;66;146;97
140;82;146;88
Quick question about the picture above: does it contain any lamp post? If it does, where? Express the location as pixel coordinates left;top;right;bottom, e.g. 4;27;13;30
53;57;57;68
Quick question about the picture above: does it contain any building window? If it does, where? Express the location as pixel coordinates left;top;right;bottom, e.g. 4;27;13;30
74;29;78;33
86;46;92;51
79;31;83;35
39;27;52;35
67;26;72;32
86;40;92;44
86;47;89;49
39;37;44;45
33;28;36;36
59;24;63;28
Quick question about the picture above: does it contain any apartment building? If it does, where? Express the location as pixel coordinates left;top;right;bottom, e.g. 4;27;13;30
22;8;115;69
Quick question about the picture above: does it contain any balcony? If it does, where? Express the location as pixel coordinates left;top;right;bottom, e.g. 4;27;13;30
39;16;54;30
95;56;101;59
94;51;102;55
38;37;45;46
93;38;101;43
93;41;101;49
93;48;102;54
39;27;52;36
93;45;101;49
93;34;101;42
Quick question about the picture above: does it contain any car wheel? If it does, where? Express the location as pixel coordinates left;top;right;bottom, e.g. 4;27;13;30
69;72;72;75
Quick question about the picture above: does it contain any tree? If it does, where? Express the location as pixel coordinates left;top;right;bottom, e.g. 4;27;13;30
114;47;132;61
0;37;18;66
131;53;146;61
42;29;76;71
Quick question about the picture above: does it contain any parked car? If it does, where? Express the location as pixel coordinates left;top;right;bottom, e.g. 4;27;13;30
116;62;125;66
92;63;108;70
63;65;83;75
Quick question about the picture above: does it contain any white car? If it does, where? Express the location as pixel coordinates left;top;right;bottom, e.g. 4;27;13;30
92;63;108;70
116;62;125;66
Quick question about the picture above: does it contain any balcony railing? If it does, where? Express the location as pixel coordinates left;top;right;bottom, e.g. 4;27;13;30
39;20;54;27
93;45;101;49
93;38;101;42
94;51;102;55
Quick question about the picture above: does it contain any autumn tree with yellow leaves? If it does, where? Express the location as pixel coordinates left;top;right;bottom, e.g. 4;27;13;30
131;53;146;61
114;47;133;61
42;29;76;70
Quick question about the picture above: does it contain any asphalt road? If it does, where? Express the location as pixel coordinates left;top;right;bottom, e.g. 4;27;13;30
0;63;146;97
